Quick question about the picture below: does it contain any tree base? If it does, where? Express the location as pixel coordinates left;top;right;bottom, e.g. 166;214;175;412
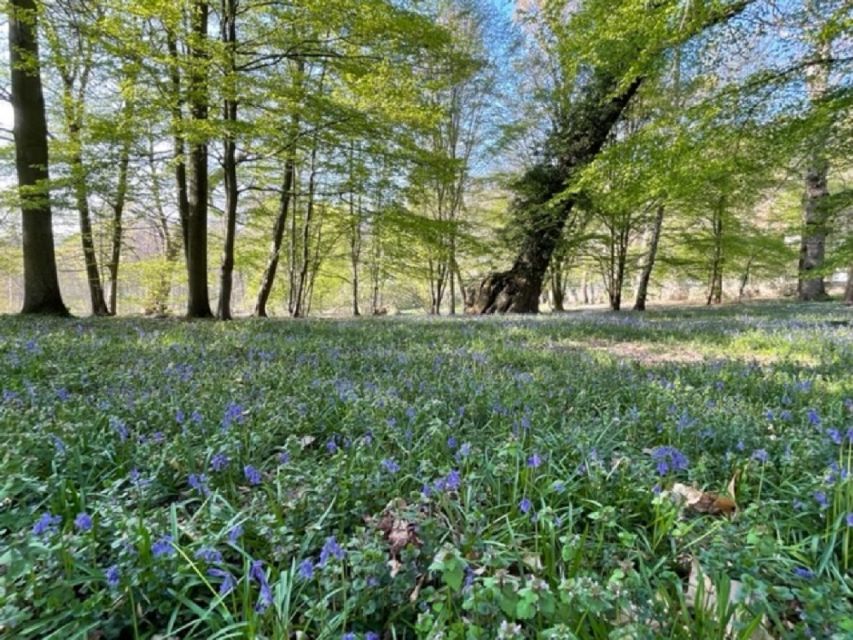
465;270;541;314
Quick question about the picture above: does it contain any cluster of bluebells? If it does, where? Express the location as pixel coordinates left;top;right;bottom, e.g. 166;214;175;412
651;446;689;476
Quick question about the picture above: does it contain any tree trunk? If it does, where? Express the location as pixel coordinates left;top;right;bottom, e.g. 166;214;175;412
186;0;213;318
550;268;565;311
292;143;318;318
254;158;295;317
737;256;753;302
107;132;131;315
844;266;853;305
467;77;643;313
63;86;109;316
217;0;238;320
798;40;831;302
167;31;190;259
634;204;664;311
10;0;67;315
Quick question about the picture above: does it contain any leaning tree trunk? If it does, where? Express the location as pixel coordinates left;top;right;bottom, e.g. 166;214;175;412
254;158;295;317
185;0;213;318
634;204;664;311
466;76;643;314
217;0;238;320
9;0;67;315
107;133;130;315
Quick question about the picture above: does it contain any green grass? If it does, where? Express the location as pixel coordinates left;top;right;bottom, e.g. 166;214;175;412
1;302;851;639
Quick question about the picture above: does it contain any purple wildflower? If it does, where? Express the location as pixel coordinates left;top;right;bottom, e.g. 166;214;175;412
814;491;829;509
651;446;689;476
32;513;62;537
806;409;820;426
243;465;262;486
250;560;273;612
519;497;533;514
751;449;769;464
152;535;175;558
381;458;400;474
195;547;223;564
210;452;230;472
846;513;853;527
228;524;243;544
319;536;345;566
105;564;120;589
298;558;315;579
221;402;245;430
827;429;842;445
188;473;210;496
527;453;543;468
366;633;380;640
208;567;236;595
74;512;93;532
793;567;814;579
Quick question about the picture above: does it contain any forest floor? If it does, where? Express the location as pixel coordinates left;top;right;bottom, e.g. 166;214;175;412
1;302;852;639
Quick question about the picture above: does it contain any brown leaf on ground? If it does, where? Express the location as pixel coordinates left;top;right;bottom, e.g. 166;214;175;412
373;499;422;577
671;483;737;516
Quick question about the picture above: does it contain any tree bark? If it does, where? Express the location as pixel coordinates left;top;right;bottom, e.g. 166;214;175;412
186;0;213;318
217;0;238;320
254;158;295;317
467;76;643;313
798;40;831;302
844;266;853;305
634;204;664;311
9;0;67;315
166;31;190;259
107;131;131;315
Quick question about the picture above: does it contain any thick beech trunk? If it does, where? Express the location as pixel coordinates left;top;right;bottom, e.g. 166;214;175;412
186;0;213;318
798;41;831;301
217;0;238;320
467;77;642;313
634;204;664;311
10;0;67;315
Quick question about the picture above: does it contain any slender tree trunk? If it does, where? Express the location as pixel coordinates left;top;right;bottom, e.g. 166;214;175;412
63;86;109;316
10;0;67;315
186;0;213;318
217;0;238;320
147;141;179;315
634;204;664;311
292;143;318;318
254;158;295;317
844;266;853;305
167;31;190;259
107;133;131;315
798;40;831;301
350;195;362;317
738;256;753;302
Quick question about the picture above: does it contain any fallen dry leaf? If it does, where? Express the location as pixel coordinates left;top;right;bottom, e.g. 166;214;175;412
671;483;737;516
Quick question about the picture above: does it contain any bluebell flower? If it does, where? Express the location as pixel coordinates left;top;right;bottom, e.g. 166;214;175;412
319;536;345;565
806;409;820;426
651;446;689;476
793;567;814;579
527;453;543;468
519;497;532;514
56;388;70;401
406;406;416;421
814;491;828;509
221;402;244;431
105;564;120;589
188;473;210;496
553;481;565;493
110;417;129;442
326;438;338;454
228;524;243;544
751;449;769;464
365;633;380;640
827;429;842;445
735;441;745;452
152;535;175;558
208;567;236;595
455;442;472;460
846;513;853;527
444;469;461;491
243;465;262;486
779;410;792;421
32;513;62;537
211;452;230;472
386;417;397;428
342;634;356;640
298;558;315;579
195;547;223;564
191;410;203;424
249;560;273;612
175;409;185;424
51;435;66;455
447;436;457;449
381;458;400;474
278;450;290;464
74;512;93;532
